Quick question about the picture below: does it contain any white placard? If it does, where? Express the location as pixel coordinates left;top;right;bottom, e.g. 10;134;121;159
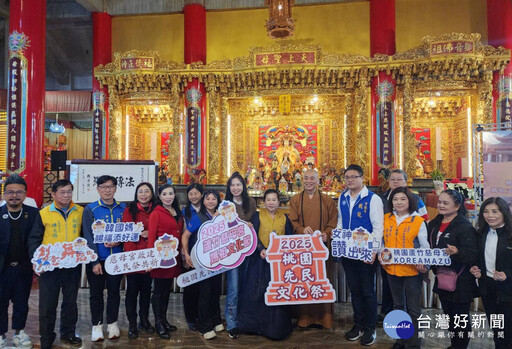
177;267;227;288
92;220;144;244
68;161;157;203
31;237;98;273
104;234;179;275
379;248;451;266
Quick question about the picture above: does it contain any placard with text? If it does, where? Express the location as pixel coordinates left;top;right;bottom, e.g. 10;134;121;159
265;231;336;306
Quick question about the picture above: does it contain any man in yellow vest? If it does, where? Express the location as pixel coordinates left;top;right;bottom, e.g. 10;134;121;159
29;180;83;349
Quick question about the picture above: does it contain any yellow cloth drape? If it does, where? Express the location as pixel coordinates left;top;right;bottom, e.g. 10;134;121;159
258;209;287;248
45;128;92;160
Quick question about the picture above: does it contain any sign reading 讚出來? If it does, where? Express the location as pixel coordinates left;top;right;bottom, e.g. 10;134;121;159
92;220;144;244
31;237;98;273
331;227;381;262
379;248;451;266
192;200;257;271
264;231;336;306
104;233;179;275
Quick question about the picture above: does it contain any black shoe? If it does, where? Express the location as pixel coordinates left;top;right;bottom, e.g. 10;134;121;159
360;329;376;346
60;335;82;346
128;323;139;339
227;328;240;339
392;342;405;349
163;319;177;332
155;320;170;339
377;314;385;324
345;326;364;341
138;318;155;334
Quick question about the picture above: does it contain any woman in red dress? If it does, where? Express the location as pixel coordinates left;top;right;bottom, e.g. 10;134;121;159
122;182;157;339
148;184;183;339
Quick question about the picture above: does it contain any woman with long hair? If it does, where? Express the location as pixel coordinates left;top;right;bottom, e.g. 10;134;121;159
122;182;157;339
148;184;183;339
224;172;257;339
427;189;478;349
381;187;429;349
237;189;293;340
181;183;204;331
182;189;224;340
470;197;512;348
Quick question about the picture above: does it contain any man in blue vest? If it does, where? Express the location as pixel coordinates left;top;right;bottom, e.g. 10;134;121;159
83;175;125;342
337;164;384;346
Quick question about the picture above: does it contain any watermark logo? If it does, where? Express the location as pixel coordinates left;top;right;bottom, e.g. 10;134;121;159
384;310;415;339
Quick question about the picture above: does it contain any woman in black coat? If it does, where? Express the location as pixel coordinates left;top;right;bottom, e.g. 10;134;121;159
470;197;512;349
427;190;478;349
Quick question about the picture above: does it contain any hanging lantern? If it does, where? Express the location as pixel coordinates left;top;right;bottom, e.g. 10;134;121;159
265;0;295;39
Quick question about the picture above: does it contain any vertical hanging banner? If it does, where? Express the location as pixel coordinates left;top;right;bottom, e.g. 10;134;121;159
92;91;105;159
496;76;512;124
265;231;336;306
185;87;200;174
7;31;29;173
376;80;395;167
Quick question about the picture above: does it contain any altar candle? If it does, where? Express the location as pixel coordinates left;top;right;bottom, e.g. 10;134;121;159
436;128;443;160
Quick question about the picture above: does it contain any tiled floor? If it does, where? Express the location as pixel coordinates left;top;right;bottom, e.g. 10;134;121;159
4;289;495;349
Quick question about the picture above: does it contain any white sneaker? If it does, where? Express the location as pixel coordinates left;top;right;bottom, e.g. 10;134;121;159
91;324;104;342
202;330;216;340
107;322;120;340
0;335;7;349
214;324;224;332
13;330;32;348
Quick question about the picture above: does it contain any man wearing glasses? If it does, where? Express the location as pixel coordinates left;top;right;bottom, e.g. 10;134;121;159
28;180;83;349
0;174;39;348
83;175;126;342
336;164;384;346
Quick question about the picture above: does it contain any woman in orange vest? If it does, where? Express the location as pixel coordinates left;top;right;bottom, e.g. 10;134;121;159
380;187;429;349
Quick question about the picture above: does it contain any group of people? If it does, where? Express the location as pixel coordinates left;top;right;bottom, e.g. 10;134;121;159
0;165;511;349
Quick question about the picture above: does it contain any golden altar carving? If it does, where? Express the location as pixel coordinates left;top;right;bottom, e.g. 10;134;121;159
94;34;510;183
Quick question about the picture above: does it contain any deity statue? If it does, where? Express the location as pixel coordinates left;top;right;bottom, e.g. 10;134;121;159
278;176;289;193
264;125;310;176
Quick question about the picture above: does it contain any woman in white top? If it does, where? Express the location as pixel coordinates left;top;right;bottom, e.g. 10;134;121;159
470;197;512;349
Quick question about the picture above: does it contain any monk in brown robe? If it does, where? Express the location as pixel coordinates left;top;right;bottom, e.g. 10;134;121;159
288;169;338;329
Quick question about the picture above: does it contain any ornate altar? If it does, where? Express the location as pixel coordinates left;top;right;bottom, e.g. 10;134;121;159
94;33;510;184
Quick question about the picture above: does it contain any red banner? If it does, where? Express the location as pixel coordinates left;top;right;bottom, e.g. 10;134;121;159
255;52;316;66
160;132;173;165
430;41;474;56
412;128;431;166
120;57;154;71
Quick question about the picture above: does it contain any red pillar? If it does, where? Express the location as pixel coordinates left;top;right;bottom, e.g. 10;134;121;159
7;0;46;206
92;12;112;159
488;0;512;124
370;0;396;185
184;2;207;183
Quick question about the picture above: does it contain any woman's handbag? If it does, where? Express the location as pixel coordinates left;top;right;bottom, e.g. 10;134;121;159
436;266;464;292
429;226;464;292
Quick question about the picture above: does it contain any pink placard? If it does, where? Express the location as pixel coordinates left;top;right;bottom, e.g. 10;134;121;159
192;201;257;271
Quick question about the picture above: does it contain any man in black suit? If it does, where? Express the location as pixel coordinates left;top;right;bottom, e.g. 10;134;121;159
0;174;39;348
